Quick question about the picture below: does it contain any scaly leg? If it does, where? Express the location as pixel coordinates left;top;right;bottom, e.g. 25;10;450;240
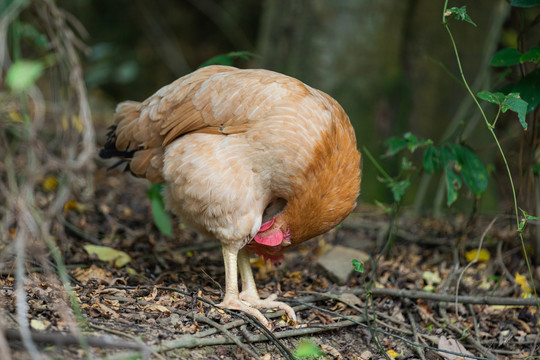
238;248;297;322
217;245;271;328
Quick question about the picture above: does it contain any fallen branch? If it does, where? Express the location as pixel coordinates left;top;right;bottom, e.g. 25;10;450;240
302;288;535;306
4;329;146;351
105;316;360;360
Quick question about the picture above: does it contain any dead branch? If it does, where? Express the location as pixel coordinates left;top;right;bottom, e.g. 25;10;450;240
4;329;147;351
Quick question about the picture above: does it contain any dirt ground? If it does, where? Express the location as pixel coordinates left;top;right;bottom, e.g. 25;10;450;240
1;167;539;359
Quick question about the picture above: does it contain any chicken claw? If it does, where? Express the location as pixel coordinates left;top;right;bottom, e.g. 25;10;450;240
240;291;297;323
217;296;272;328
238;248;297;323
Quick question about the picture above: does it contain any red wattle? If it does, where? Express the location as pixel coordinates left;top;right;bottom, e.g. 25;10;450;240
254;229;283;246
259;217;275;232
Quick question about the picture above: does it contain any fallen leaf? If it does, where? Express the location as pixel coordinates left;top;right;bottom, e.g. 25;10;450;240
84;244;131;267
72;265;113;284
320;344;343;359
515;273;532;294
142;304;171;314
42;176;58;192
422;271;441;285
64;200;87;213
30;319;51;331
339;293;362;307
465;249;490;262
438;336;474;360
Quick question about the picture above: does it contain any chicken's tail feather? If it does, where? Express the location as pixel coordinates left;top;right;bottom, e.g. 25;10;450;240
99;125;136;159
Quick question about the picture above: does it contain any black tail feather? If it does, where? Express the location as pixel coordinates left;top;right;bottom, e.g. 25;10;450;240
99;125;137;173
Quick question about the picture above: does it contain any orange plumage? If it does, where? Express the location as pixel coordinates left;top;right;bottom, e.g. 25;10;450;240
100;65;361;328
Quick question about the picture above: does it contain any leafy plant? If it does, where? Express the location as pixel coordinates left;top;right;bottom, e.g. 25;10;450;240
199;51;256;68
147;184;173;237
379;132;488;207
443;0;540;307
293;340;323;359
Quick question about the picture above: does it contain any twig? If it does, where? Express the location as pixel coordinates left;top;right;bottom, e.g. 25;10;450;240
287;299;491;360
106;317;361;360
4;328;146;350
103;296;262;359
14;209;43;360
455;218;497;320
0;319;13;360
300;291;415;337
331;288;532;306
405;300;425;360
88;323;156;360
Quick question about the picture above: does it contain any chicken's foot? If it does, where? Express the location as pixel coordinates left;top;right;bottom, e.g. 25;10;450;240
238;248;297;323
218;245;272;328
218;246;296;329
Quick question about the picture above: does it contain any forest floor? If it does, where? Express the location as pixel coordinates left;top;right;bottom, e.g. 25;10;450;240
2;165;540;360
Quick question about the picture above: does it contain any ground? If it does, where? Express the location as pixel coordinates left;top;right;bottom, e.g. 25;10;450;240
1;168;539;359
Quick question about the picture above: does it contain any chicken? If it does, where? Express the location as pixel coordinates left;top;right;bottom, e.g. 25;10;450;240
100;65;361;328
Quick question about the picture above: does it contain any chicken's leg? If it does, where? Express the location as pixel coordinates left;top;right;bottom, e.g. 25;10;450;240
238;248;297;323
218;245;272;328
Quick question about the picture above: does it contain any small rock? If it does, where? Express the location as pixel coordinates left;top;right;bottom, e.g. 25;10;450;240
317;245;370;285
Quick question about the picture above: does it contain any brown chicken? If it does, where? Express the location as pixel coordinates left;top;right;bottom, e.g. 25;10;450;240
100;65;361;328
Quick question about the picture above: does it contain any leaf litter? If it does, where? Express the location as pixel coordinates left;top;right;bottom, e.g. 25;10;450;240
1;170;539;359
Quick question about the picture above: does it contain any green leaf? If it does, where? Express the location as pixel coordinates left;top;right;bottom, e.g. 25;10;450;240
510;69;540;113
83;245;131;267
351;259;364;273
6;60;44;92
199;51;256;68
477;91;505;105
453;145;488;197
501;93;528;129
490;48;522;67
439;145;457;166
381;178;411;202
384;137;408;157
510;0;540;7
401;157;413;171
423;145;440;174
147;184;173;237
293;340;323;359
384;132;432;157
445;168;462;206
520;46;540;64
533;164;540;175
445;6;477;26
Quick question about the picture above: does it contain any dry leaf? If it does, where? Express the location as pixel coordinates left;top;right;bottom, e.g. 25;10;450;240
438;336;474;360
339;292;362;307
72;265;113;284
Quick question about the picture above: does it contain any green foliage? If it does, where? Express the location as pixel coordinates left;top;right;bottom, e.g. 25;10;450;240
293;340;323;359
518;209;540;234
351;259;364;273
444;6;477;27
383;133;488;207
6;60;44;93
489;48;523;67
482;46;540;117
510;0;540;7
199;51;256;68
147;184;173;237
384;132;432;157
